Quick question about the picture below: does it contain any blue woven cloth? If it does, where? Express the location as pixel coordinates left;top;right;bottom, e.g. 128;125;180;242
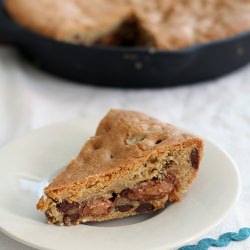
179;228;250;250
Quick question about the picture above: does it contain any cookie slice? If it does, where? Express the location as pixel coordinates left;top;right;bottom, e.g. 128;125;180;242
37;109;203;226
5;0;133;45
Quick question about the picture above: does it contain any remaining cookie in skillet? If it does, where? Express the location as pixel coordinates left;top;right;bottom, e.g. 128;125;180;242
37;109;204;226
4;0;133;45
5;0;250;50
132;0;250;50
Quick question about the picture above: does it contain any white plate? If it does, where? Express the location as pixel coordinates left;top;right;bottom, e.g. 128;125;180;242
0;118;241;250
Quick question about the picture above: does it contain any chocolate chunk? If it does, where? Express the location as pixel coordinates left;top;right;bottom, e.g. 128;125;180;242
68;213;79;221
56;200;69;212
63;209;80;225
120;188;131;198
109;192;117;202
155;139;162;144
190;148;199;169
57;201;80;225
116;204;133;212
56;200;79;213
136;203;155;213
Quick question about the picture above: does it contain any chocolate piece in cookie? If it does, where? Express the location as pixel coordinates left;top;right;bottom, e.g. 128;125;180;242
190;148;200;169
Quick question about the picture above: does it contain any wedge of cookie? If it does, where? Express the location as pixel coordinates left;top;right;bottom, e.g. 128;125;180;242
37;109;203;226
5;0;133;45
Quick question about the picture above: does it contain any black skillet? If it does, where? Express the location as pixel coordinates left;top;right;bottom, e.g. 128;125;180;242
0;0;250;88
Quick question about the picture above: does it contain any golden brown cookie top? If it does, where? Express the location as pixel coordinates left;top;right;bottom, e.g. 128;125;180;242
133;0;250;50
5;0;250;49
45;109;196;192
5;0;132;43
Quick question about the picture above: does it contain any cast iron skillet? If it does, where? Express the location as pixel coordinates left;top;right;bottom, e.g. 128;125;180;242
0;0;250;88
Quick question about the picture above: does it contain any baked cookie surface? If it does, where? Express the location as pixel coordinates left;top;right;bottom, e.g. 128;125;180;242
5;0;133;45
5;0;250;49
133;0;250;50
37;109;204;225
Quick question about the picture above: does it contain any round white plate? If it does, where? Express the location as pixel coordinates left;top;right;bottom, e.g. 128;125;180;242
0;118;241;250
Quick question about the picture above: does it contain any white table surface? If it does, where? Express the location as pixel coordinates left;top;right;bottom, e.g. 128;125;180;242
0;47;250;250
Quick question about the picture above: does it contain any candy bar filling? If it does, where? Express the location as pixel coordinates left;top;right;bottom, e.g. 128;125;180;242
47;175;173;225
